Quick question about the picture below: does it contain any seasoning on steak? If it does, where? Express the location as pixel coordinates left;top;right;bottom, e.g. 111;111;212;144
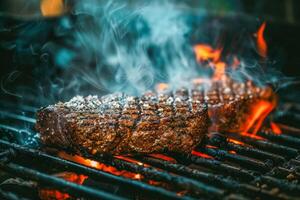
36;92;209;155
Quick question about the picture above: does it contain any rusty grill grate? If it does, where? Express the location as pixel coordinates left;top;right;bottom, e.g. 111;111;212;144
0;102;299;200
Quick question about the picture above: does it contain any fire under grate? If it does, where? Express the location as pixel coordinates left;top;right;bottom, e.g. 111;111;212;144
0;102;299;200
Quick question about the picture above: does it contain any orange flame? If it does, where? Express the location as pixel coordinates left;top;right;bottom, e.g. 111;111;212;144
193;44;222;62
40;0;65;17
193;44;226;80
213;61;226;80
242;99;276;134
256;22;267;58
191;150;213;159
58;152;143;180
270;122;282;135
39;172;87;200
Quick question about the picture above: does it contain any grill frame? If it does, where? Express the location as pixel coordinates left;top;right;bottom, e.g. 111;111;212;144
0;103;299;200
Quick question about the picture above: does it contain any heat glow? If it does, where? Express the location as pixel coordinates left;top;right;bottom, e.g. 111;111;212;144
270;122;282;135
58;152;143;180
39;172;87;200
192;150;213;159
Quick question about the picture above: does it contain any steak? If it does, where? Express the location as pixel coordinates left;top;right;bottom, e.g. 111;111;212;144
36;79;275;155
191;79;276;133
36;92;209;155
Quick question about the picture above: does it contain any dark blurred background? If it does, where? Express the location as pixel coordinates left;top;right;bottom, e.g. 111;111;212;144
0;0;300;106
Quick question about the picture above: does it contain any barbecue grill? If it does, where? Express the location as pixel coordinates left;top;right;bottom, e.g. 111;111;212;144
1;0;300;199
0;100;299;200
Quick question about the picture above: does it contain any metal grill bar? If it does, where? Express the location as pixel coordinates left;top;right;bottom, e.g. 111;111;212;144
92;155;225;198
135;156;278;199
0;140;188;200
0;104;300;199
0;161;125;200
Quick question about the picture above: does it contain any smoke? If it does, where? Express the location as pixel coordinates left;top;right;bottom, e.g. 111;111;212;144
1;0;297;105
49;0;198;96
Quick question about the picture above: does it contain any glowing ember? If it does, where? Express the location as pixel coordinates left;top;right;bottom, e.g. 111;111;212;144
39;172;87;200
114;155;144;166
228;138;246;146
206;145;218;149
191;150;213;159
58;152;143;180
270;122;282;135
229;150;237;154
149;154;177;163
256;22;268;58
40;0;65;17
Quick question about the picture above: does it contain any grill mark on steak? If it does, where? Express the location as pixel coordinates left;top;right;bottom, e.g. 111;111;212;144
36;80;275;155
36;92;209;155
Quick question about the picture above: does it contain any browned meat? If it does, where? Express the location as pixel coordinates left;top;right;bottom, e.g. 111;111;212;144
36;79;275;155
36;92;209;155
191;79;276;133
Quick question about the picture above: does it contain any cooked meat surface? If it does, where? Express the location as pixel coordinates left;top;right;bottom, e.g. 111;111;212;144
193;79;276;133
36;79;275;155
36;92;209;155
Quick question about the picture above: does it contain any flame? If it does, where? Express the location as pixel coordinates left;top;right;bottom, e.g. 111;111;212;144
39;172;87;200
193;44;222;62
242;99;276;134
270;122;282;135
58;152;143;180
256;22;268;58
213;61;226;80
191;150;213;159
40;0;65;17
193;44;226;80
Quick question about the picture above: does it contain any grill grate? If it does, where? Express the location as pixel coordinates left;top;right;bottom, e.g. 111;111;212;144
0;103;299;200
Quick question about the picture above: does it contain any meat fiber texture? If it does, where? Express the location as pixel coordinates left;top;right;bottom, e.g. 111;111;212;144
36;91;209;155
36;80;275;155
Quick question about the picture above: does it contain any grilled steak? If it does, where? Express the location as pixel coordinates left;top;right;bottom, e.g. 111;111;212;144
36;79;275;155
191;79;276;133
36;92;209;155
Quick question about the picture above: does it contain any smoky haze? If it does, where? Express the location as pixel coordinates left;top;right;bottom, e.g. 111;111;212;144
51;0;199;96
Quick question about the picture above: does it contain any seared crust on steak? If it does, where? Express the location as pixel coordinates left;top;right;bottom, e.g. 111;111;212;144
36;79;275;155
191;79;276;133
36;92;209;155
